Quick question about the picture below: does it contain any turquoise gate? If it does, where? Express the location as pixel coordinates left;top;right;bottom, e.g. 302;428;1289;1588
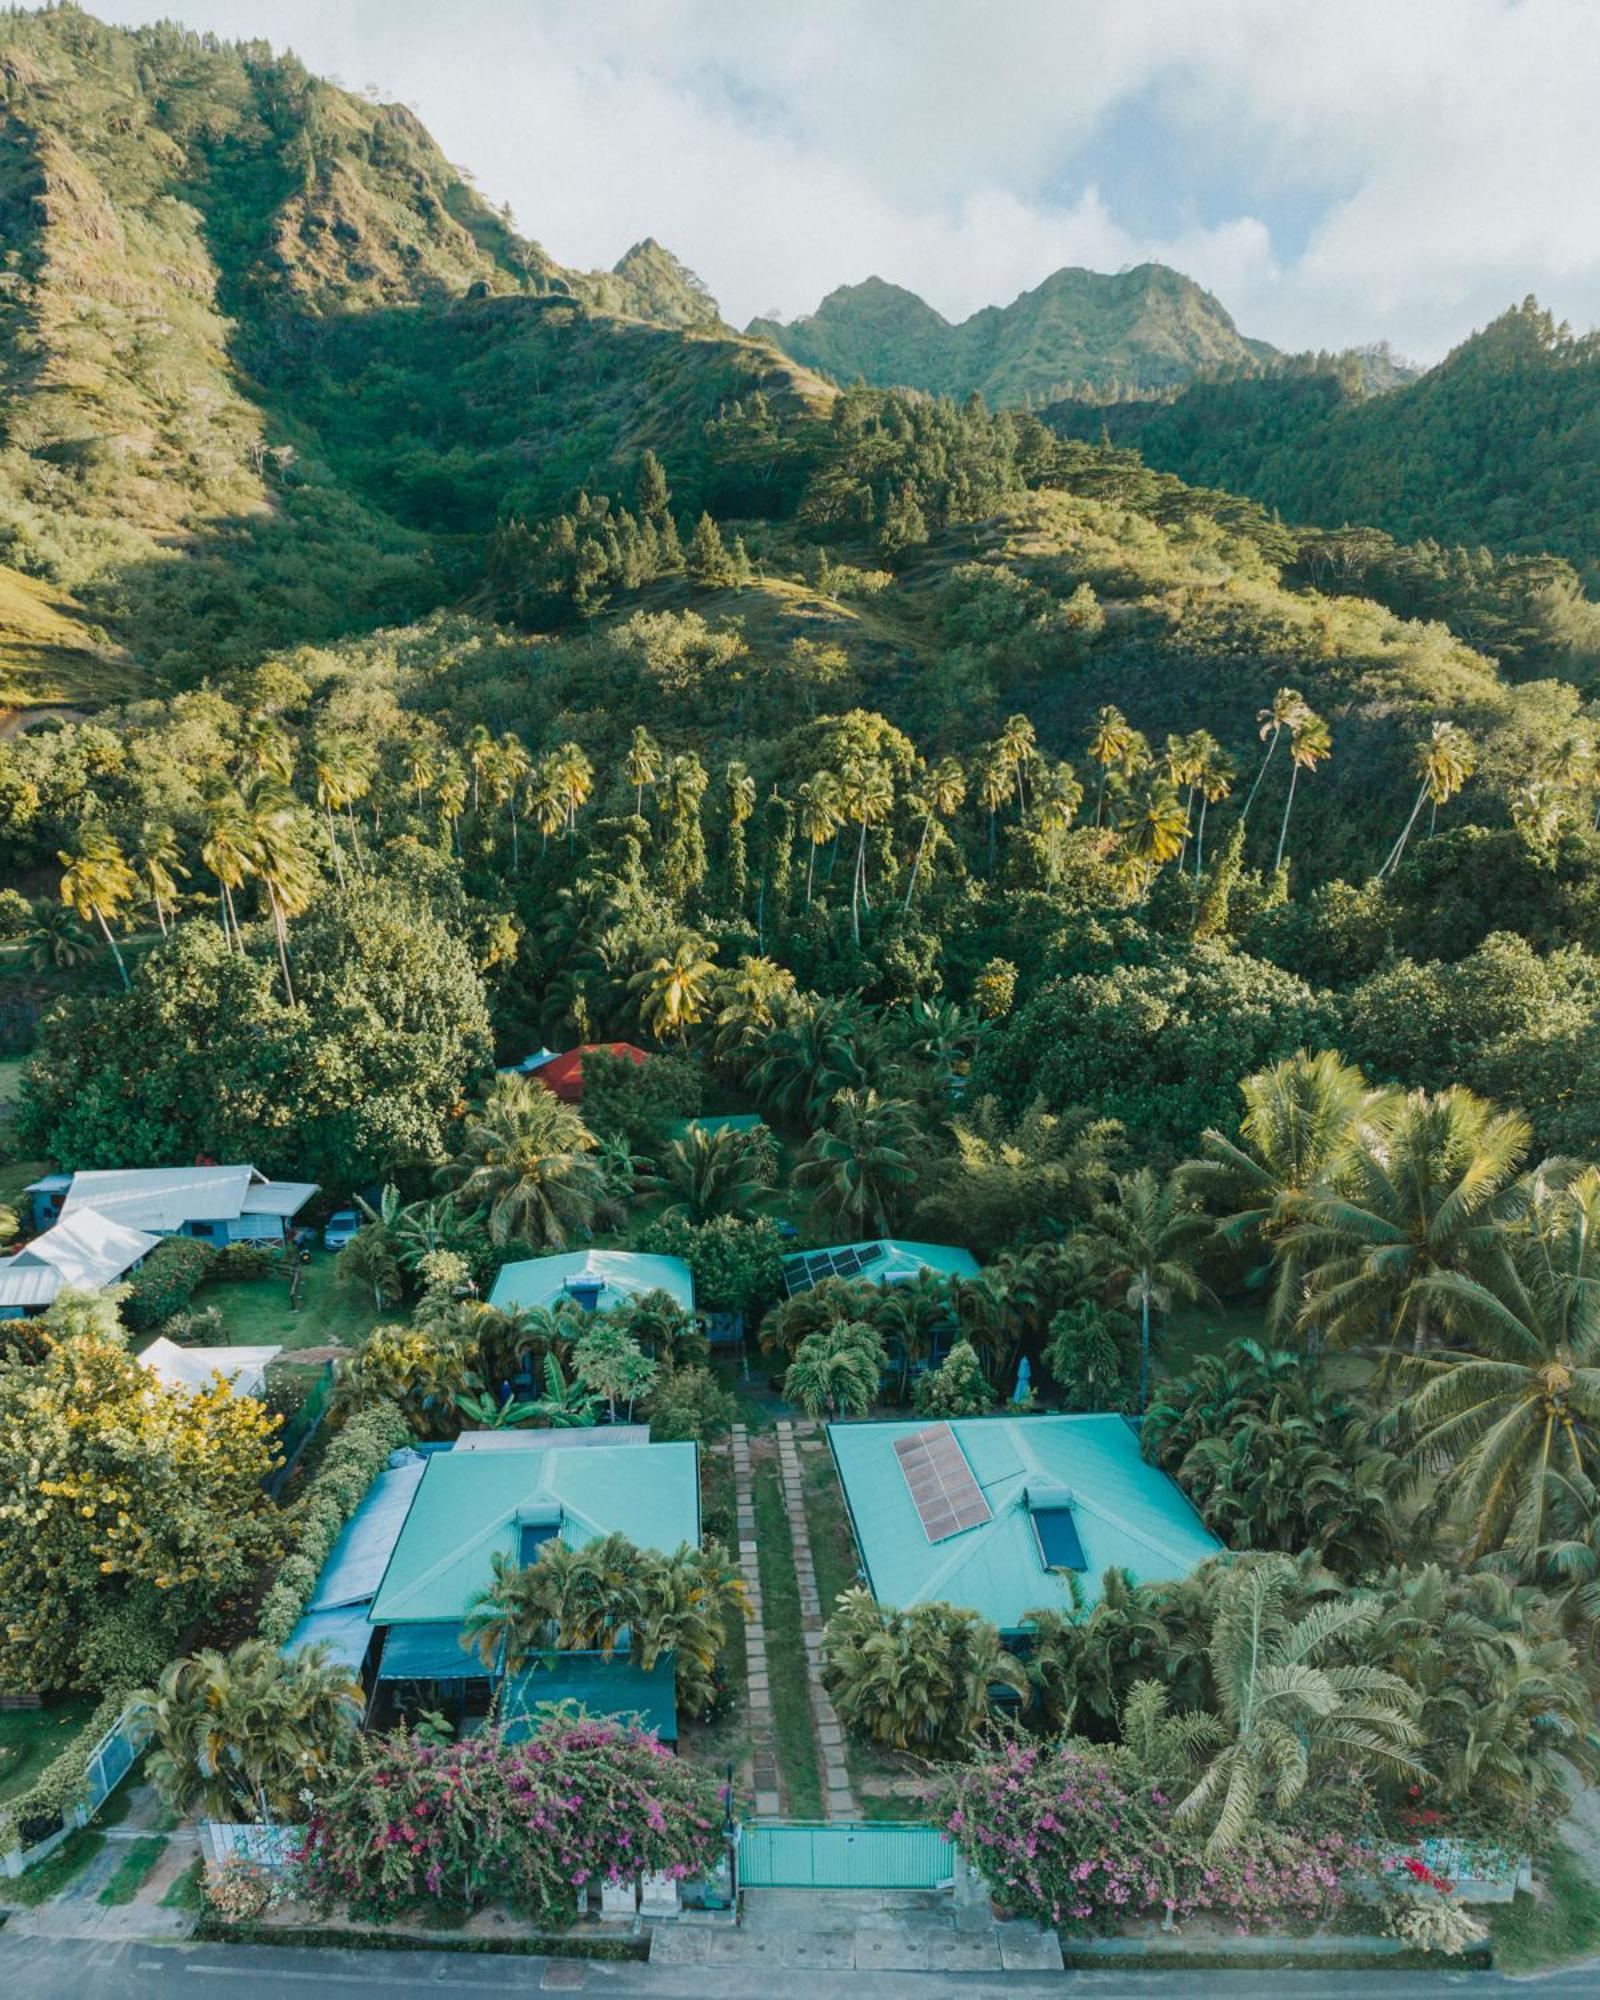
737;1821;953;1890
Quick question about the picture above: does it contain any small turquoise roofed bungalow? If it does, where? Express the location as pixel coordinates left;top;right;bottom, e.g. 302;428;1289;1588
827;1413;1221;1636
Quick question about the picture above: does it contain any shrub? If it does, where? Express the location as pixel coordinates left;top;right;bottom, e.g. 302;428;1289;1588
642;1364;736;1443
161;1304;226;1346
638;1213;784;1316
912;1340;994;1417
204;1856;286;1920
121;1237;215;1333
256;1401;411;1646
295;1715;725;1924
212;1242;278;1284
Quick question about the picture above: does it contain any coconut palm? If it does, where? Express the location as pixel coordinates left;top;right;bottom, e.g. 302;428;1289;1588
1290;1086;1531;1359
724;758;757;906
140;1640;362;1825
243;777;315;1006
337;1225;403;1309
1084;1165;1212;1409
837;756;894;944
796;770;843;905
1172;1555;1423;1856
903;756;965;910
311;735;366;889
200;789;258;951
1273;708;1332;873
1187;1051;1380;1340
1086;705;1134;827
630;935;719;1045
402;736;439;810
974;750;1010;872
1379;720;1477;878
1034;759;1083;882
490;731;532;868
996;712;1038;816
1192;739;1237;877
794;1086;919;1236
132;819;189;937
57;825;138;988
440;1073;606;1247
784;1320;886;1418
1241;686;1308;824
552;740;594;841
22;897;96;972
625;724;662;818
711;954;797;1067
1396;1164;1600;1559
1114;780;1188;899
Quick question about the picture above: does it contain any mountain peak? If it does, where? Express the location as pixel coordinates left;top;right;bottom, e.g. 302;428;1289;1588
750;261;1273;404
595;238;723;328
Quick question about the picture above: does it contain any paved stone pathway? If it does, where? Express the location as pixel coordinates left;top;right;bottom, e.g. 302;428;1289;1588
729;1426;781;1817
776;1421;858;1820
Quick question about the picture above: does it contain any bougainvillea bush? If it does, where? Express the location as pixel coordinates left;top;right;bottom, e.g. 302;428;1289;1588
295;1714;724;1925
946;1740;1364;1935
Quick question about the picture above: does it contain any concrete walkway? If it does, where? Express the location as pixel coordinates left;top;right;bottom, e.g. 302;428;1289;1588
776;1420;858;1819
654;1886;1062;1975
729;1426;782;1817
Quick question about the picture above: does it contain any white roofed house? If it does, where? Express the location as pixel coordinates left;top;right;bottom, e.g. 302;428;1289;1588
138;1336;282;1399
27;1165;318;1245
0;1209;160;1320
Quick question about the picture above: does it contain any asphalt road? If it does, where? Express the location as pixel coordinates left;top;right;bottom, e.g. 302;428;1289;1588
3;1937;1599;1999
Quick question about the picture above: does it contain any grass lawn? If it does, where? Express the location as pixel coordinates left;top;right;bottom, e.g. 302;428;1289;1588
1492;1843;1600;1974
160;1857;205;1912
97;1834;167;1906
3;1826;105;1905
750;1457;824;1819
0;1699;97;1804
800;1445;938;1821
193;1250;379;1356
677;1442;750;1786
0;1155;48;1218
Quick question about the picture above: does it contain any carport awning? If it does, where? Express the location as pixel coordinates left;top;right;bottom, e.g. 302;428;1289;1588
285;1604;375;1673
376;1622;483;1681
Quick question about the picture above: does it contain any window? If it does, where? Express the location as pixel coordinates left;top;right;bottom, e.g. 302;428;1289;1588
566;1280;603;1312
518;1521;558;1565
1032;1505;1086;1572
189;1222;218;1239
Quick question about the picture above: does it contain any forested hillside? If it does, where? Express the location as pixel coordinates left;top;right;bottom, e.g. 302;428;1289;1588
1050;300;1600;577
750;262;1273;404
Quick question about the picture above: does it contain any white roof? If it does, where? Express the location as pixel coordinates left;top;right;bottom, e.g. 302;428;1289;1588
39;1166;316;1232
139;1338;282;1395
0;1211;160;1309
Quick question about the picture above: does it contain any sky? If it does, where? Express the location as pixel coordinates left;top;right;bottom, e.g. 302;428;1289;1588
89;0;1600;364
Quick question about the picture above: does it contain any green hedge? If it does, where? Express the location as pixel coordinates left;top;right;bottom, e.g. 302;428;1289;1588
122;1237;216;1334
256;1401;412;1647
0;1685;133;1856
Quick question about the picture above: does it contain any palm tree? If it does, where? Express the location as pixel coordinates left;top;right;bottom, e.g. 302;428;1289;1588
527;754;567;852
241;716;294;785
625;725;662;818
1034;759;1083;884
1085;1166;1212;1409
1273;708;1331;873
660;1124;772;1223
796;771;842;906
338;1225;403;1309
200;789;257;952
1114;781;1188;899
440;1073;605;1247
402;736;439;811
1086;705;1133;828
463;722;494;814
243;777;314;1006
1396;1164;1600;1559
1172;1555;1423;1857
311;735;363;889
996;712;1038;816
552;740;594;841
1291;1086;1531;1359
1192;740;1237;877
903;756;965;910
821;1588;1025;1752
490;732;532;869
22;896;95;972
1241;686;1308;824
436;758;468;854
784;1320;886;1418
975;751;1010;872
794;1086;919;1236
837;756;894;944
630;935;718;1046
1378;720;1477;878
133;819;188;937
58;826;138;988
1188;1052;1378;1340
724;759;757;908
140;1640;362;1825
711;954;797;1067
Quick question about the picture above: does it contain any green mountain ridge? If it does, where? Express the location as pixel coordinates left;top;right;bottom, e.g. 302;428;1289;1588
748;263;1277;404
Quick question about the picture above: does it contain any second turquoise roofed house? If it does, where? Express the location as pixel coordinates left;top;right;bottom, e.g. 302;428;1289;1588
827;1413;1220;1637
488;1248;694;1316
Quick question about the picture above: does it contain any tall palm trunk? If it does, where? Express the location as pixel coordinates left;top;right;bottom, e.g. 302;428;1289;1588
94;906;129;989
1138;1292;1152;1412
903;812;935;911
805;841;817;906
1178;782;1197;872
266;885;296;1007
1193;794;1210;878
1095;768;1108;827
1379;780;1429;879
1240;728;1279;823
323;804;347;890
1273;761;1301;872
851;820;867;945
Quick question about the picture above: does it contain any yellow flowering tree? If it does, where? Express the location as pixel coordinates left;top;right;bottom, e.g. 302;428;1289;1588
0;1328;280;1690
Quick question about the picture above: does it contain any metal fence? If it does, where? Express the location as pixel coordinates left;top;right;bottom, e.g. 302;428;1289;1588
199;1821;305;1873
268;1364;334;1495
0;1699;150;1878
737;1821;953;1890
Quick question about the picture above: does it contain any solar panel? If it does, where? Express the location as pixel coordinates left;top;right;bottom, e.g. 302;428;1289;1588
894;1423;992;1542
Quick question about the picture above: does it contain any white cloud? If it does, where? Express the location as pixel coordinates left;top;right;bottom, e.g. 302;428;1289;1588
85;0;1600;361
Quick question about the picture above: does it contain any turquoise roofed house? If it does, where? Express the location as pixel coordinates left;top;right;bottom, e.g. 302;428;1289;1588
488;1247;694;1316
781;1238;979;1297
827;1414;1220;1637
287;1435;700;1744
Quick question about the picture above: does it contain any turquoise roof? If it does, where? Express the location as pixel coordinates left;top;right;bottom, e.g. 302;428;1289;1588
784;1240;980;1292
502;1652;678;1743
668;1113;765;1140
369;1440;700;1626
488;1249;693;1315
827;1414;1221;1633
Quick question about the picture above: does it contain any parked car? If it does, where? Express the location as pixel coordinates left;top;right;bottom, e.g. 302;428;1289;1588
323;1208;361;1251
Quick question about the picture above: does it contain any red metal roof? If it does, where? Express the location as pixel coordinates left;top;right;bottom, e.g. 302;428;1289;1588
537;1043;649;1102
